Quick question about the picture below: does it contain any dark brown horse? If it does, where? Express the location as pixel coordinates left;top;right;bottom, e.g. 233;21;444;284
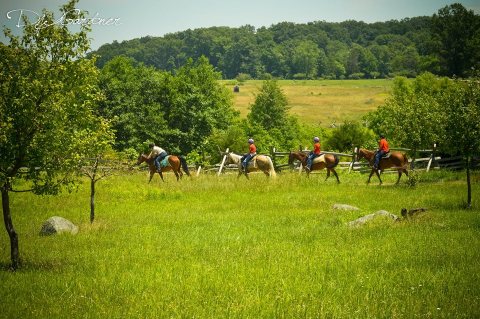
136;154;190;182
288;151;340;183
356;148;409;185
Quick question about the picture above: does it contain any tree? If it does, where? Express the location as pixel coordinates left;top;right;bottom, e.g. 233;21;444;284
99;56;168;151
291;40;320;79
325;121;376;153
366;74;448;154
0;0;113;269
431;3;480;77
247;80;301;150
443;79;480;208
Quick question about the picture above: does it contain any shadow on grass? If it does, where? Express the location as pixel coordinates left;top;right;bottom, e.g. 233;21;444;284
0;259;66;272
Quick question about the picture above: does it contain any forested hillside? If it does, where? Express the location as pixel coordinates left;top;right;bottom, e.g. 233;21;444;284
90;3;479;79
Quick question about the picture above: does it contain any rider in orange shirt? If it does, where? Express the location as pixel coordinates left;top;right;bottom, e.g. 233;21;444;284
241;138;257;171
306;137;321;171
374;134;389;170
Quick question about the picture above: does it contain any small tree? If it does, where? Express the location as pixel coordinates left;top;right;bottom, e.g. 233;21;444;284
366;73;448;162
0;0;112;269
443;79;480;208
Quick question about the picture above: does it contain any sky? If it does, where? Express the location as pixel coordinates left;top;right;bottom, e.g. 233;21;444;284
1;0;479;50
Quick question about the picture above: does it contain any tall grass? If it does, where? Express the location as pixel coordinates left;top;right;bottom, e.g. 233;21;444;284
0;170;479;318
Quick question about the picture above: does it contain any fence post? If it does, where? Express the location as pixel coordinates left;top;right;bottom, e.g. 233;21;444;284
270;146;277;171
426;143;436;172
349;147;357;173
217;147;229;176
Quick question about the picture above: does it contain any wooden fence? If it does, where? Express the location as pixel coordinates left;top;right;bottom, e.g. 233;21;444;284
194;146;478;176
270;145;479;174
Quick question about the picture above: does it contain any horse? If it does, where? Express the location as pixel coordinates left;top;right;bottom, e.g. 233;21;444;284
136;154;191;182
223;152;276;179
288;151;340;183
356;148;409;185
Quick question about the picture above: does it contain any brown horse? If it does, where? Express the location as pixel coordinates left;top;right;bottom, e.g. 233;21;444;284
288;151;340;183
136;154;191;182
356;148;409;185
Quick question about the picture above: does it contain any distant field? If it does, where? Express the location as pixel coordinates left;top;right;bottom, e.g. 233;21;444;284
221;79;393;126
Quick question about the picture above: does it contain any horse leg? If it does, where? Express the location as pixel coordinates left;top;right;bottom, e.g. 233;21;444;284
149;171;154;183
173;170;180;181
367;169;375;184
376;170;383;185
332;168;340;184
396;170;402;184
325;169;330;181
159;171;165;182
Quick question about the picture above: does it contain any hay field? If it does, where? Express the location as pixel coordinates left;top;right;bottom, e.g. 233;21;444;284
222;79;393;126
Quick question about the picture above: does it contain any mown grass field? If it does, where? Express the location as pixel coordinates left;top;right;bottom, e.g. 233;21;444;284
221;79;393;126
1;169;479;318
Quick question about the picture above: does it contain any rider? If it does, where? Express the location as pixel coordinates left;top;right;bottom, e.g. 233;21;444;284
148;143;168;172
241;138;257;171
374;134;389;170
306;136;321;171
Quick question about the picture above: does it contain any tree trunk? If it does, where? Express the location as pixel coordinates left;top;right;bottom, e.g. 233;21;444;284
90;179;95;223
466;156;472;208
2;182;20;270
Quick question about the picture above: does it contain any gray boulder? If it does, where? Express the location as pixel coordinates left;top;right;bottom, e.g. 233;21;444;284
40;216;78;236
333;204;360;211
347;210;401;227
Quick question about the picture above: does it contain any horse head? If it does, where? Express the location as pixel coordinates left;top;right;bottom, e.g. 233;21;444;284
136;154;148;166
288;152;295;165
356;148;371;161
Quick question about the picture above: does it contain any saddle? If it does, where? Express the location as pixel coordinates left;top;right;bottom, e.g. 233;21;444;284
375;151;391;159
160;155;170;168
246;155;258;168
312;154;326;164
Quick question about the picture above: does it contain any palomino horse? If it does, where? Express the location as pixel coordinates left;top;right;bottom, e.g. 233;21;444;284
136;154;190;182
224;152;276;178
356;148;409;185
288;151;340;183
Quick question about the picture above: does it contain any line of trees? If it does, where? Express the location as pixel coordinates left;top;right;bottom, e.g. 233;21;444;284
91;3;480;80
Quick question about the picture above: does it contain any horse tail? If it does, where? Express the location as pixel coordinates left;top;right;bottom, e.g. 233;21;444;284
402;153;409;169
267;156;277;178
179;156;191;176
327;154;340;169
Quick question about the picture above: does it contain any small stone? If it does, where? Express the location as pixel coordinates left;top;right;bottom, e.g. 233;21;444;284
40;216;78;236
333;204;360;211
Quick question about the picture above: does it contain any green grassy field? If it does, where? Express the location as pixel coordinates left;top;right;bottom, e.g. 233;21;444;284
221;79;393;126
1;169;479;318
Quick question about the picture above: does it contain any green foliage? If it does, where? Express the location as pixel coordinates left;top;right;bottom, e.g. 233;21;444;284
99;56;168;151
99;56;238;154
91;5;480;80
324;121;376;152
365;73;448;150
246;80;302;150
442;79;480;157
0;0;112;194
431;3;480;77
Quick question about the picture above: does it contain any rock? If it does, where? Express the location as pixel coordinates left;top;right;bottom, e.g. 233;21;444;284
333;204;360;211
40;216;78;236
347;210;400;227
401;207;427;218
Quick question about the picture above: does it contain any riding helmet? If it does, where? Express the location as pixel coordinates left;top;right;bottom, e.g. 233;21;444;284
248;138;254;144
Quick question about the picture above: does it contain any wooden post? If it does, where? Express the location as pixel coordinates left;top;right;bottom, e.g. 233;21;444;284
217;148;229;176
196;165;202;177
349;146;357;173
270;146;277;171
426;143;436;172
